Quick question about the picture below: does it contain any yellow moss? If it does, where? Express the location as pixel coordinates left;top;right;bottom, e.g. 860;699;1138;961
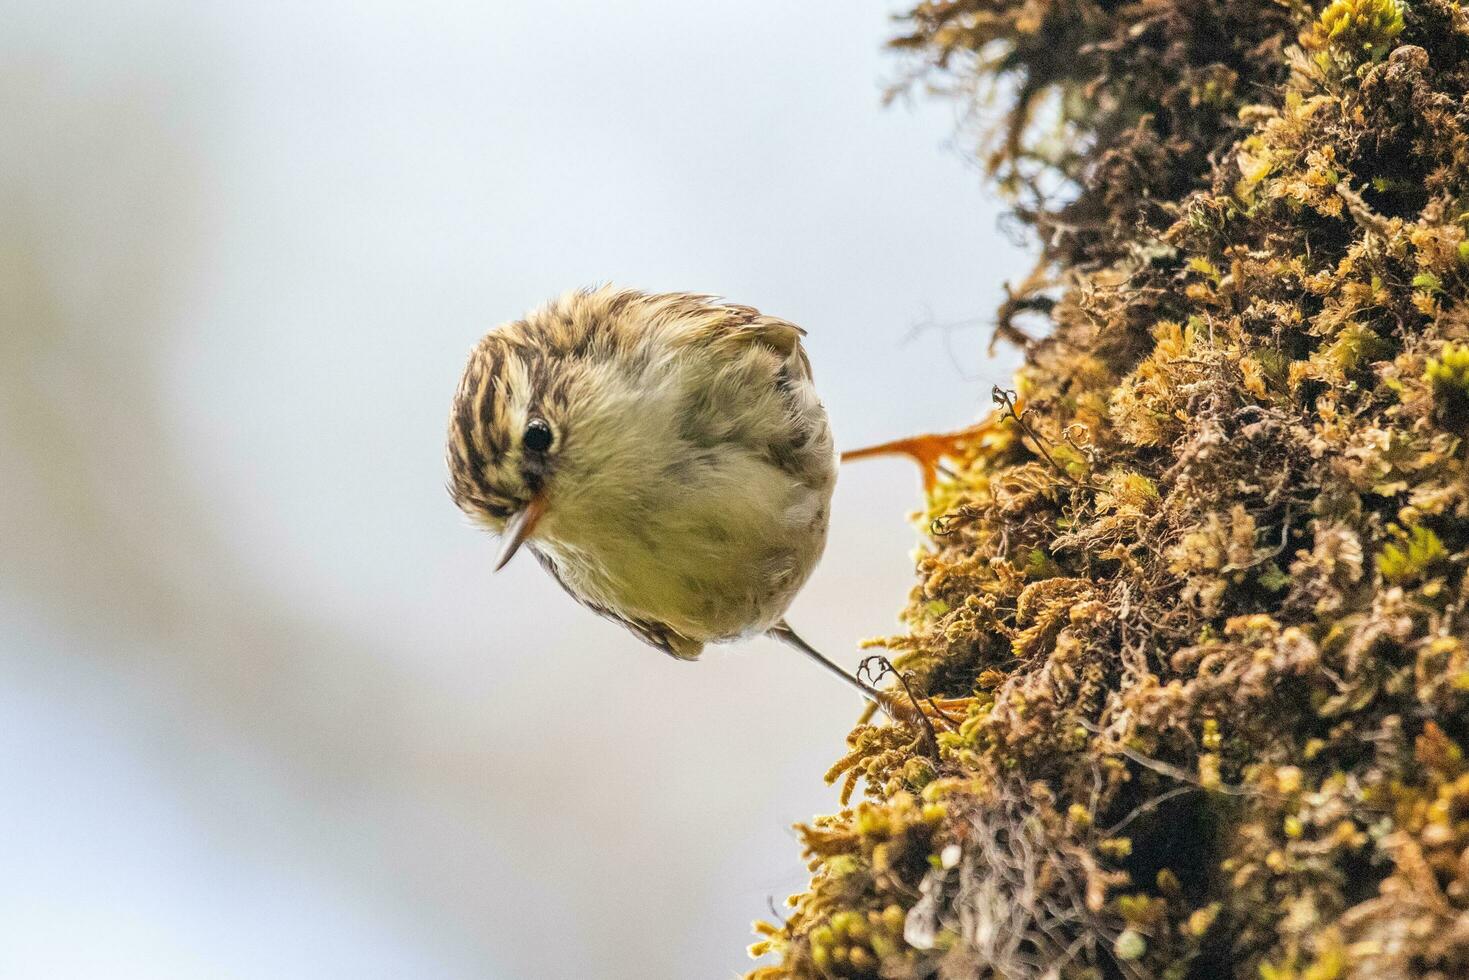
1425;341;1469;423
751;0;1469;976
1377;523;1448;584
1308;0;1406;59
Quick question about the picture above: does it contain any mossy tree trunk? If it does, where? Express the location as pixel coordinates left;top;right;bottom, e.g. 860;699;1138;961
749;1;1469;977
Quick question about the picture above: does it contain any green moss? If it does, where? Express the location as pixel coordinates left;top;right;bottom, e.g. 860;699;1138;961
1378;523;1449;583
1314;0;1406;58
749;0;1469;977
1426;341;1469;423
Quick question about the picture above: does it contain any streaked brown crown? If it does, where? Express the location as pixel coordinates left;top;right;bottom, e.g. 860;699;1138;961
446;286;649;526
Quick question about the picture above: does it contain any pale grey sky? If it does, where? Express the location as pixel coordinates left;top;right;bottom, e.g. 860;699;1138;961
0;2;1025;977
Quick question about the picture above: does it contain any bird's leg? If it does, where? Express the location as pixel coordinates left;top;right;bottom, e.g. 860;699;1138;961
840;402;1020;492
767;623;963;755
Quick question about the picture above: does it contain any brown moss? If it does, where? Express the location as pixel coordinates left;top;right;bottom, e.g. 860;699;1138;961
749;0;1469;977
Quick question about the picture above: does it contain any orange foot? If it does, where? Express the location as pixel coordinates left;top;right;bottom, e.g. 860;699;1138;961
841;404;1020;492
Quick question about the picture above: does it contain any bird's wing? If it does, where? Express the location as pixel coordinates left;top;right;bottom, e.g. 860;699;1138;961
708;303;806;356
647;294;832;490
531;549;704;661
653;293;809;368
707;305;812;378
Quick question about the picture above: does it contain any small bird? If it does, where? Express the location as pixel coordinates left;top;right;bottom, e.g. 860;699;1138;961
446;286;940;723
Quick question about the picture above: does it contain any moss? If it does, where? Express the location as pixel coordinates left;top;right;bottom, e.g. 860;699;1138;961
749;0;1469;977
1377;523;1449;583
1426;341;1469;424
1308;0;1406;63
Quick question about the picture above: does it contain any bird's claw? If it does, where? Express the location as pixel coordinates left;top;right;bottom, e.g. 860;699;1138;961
859;654;971;742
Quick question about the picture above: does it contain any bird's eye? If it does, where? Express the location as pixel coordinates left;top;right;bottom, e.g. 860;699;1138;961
523;417;554;453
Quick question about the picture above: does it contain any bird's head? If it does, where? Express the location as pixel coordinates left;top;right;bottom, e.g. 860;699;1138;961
448;286;777;572
446;329;568;570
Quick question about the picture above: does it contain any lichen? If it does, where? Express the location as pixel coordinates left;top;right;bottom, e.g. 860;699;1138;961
748;0;1469;977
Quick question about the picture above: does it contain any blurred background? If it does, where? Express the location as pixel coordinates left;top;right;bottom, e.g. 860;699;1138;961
0;2;1024;977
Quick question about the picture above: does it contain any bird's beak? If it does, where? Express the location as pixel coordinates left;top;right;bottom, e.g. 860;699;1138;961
494;492;546;571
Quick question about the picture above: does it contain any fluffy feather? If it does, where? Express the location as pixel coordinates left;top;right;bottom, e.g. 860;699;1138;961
447;286;837;659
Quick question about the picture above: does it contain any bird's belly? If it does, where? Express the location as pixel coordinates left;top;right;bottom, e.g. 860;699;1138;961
542;458;833;645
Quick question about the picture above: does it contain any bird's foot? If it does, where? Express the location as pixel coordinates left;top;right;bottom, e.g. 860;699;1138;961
858;655;972;747
839;405;1019;492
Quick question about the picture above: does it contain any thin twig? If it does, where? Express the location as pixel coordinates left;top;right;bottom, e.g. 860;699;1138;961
1077;719;1262;797
1335;179;1394;239
993;386;1083;486
1221;507;1294;573
1103;785;1197;837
